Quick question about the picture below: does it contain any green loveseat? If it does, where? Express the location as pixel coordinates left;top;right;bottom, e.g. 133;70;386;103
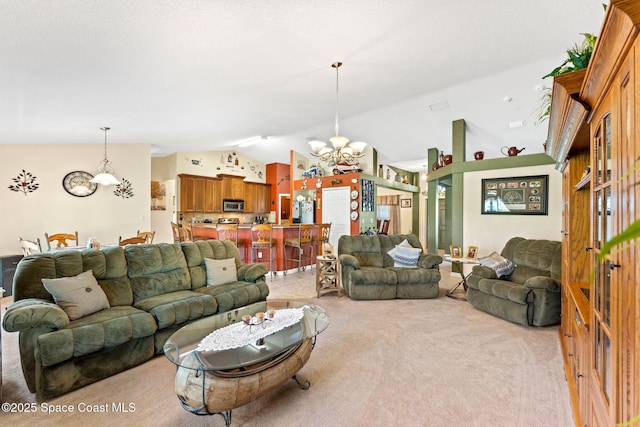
2;240;268;399
466;237;562;327
338;234;442;300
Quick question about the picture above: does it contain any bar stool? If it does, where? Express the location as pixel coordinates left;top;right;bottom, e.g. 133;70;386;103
251;224;275;280
216;223;245;263
171;222;182;243
313;223;332;257
190;223;209;241
283;224;315;275
181;224;193;242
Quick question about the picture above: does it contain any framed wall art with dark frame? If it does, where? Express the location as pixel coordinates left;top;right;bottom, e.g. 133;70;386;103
400;198;411;208
481;174;548;215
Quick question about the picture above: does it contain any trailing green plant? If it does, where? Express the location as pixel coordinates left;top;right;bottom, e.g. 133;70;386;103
618;412;640;427
533;89;553;125
534;33;597;124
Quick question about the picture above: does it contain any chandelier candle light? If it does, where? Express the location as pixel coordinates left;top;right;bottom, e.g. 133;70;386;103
309;62;367;167
89;126;121;186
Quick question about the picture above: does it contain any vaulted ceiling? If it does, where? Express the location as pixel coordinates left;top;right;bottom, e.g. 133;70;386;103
1;0;606;171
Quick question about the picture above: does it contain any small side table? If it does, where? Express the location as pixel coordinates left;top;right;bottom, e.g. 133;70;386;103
316;256;341;298
443;256;478;299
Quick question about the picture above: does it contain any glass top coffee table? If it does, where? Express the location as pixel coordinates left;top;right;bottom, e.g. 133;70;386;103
164;300;329;425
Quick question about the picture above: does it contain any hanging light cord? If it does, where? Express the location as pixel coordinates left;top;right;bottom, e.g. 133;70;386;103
333;62;342;138
100;126;111;162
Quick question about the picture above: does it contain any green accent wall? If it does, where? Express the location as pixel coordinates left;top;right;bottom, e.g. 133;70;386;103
451;119;466;248
425;119;555;253
426;147;439;252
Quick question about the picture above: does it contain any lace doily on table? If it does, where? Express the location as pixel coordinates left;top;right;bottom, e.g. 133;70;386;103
196;307;307;352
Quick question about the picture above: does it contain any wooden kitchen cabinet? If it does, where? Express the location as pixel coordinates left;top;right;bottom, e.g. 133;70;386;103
180;174;269;214
256;183;271;213
244;182;257;212
179;174;197;212
204;179;215;213
244;182;271;213
220;174;245;200
179;174;222;213
210;179;222;213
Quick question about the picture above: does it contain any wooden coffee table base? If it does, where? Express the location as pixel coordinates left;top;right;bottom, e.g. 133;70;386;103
174;338;313;425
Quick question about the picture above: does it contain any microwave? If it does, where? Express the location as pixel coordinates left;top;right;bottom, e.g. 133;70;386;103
223;199;245;212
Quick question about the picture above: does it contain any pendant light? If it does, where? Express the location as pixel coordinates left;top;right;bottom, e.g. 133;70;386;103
309;62;367;167
89;126;121;185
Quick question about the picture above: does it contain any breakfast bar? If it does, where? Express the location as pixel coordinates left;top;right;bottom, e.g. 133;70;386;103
191;223;321;273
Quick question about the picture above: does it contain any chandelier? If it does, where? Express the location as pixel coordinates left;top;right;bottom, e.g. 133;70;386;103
308;62;367;167
89;126;121;185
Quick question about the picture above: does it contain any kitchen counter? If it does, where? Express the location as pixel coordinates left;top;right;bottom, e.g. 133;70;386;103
190;223;321;272
191;223;313;228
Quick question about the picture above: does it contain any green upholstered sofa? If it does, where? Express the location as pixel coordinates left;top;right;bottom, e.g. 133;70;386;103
2;240;269;399
338;234;442;300
466;237;562;327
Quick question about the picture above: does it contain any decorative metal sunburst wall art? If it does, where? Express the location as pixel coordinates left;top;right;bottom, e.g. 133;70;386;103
8;169;39;195
114;178;134;199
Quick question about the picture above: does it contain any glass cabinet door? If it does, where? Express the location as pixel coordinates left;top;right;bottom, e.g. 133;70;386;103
591;113;613;409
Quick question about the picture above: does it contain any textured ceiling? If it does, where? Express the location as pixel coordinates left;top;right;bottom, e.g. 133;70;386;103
1;0;606;171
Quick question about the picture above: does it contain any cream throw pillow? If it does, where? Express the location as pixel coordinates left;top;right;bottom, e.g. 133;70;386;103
477;252;516;277
205;257;238;286
42;270;110;320
397;239;413;248
387;239;421;268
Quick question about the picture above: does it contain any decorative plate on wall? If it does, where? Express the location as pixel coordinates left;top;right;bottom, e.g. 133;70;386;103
62;171;98;197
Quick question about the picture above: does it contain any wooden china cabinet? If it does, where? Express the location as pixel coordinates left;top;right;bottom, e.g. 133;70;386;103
548;2;639;425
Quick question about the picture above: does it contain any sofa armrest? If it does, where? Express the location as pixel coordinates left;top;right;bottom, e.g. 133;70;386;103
339;254;360;269
470;265;498;279
2;298;69;332
237;263;269;282
418;254;442;269
524;276;560;292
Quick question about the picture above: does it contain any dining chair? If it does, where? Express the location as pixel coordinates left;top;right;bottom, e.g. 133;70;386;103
171;222;182;243
250;223;275;280
378;219;390;235
136;230;155;244
19;237;42;255
119;236;147;246
44;231;79;250
216;223;245;262
284;224;315;275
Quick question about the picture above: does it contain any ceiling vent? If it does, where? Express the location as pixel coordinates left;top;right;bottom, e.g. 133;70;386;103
429;101;449;111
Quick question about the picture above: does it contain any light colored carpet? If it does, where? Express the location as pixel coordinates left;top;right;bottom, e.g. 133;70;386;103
0;267;573;426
